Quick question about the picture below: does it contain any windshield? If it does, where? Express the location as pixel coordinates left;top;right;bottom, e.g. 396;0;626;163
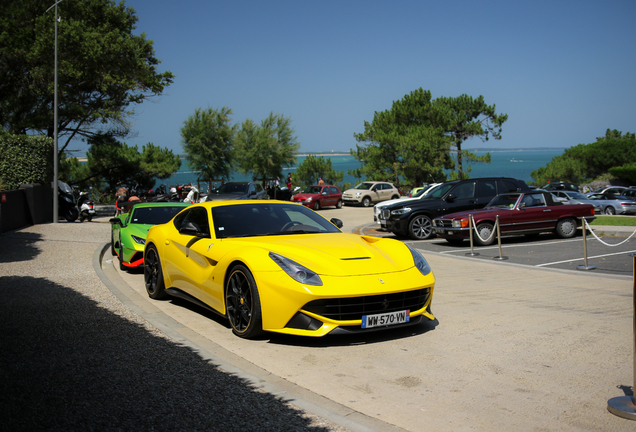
130;206;187;225
57;181;73;194
302;186;323;194
487;194;521;209
565;192;588;200
424;183;453;200
212;203;341;239
215;183;248;194
353;182;373;190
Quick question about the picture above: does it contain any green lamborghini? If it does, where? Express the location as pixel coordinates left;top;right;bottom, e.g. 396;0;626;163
110;202;191;271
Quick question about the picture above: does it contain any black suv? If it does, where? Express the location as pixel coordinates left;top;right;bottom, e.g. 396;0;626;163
380;177;530;240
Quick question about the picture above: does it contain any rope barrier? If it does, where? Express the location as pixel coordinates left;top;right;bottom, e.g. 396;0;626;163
583;218;636;247
469;214;497;244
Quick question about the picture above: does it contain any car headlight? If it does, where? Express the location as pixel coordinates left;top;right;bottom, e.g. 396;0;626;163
131;235;146;245
306;197;313;202
452;219;469;228
269;252;323;286
407;245;432;276
355;192;362;198
391;207;412;216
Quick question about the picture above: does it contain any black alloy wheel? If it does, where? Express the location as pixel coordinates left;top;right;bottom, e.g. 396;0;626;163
144;245;167;299
119;243;127;271
408;215;434;240
225;265;263;338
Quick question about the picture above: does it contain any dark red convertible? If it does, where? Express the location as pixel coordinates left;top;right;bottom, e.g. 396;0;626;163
432;191;596;246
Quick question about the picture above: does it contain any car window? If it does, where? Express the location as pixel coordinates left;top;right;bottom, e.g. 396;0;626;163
330;186;338;194
354;183;373;190
451;182;475;200
498;180;520;193
427;183;454;199
476;180;497;199
255;184;263;193
520;193;546;207
216;183;248;194
183;207;210;234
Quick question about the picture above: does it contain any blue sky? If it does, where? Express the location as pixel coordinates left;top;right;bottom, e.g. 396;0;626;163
111;0;635;154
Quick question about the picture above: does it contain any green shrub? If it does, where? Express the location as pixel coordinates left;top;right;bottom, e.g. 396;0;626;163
0;135;53;190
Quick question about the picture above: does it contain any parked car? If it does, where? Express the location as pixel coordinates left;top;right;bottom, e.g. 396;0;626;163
550;191;603;214
204;182;268;201
618;188;636;200
585;186;628;197
374;183;441;223
143;201;435;338
432;191;596;246
587;193;636;215
291;184;342;210
110;202;191;270
542;181;579;192
381;177;531;240
342;181;400;207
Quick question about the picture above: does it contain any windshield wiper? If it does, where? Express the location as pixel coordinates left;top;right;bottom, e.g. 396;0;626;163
267;230;320;236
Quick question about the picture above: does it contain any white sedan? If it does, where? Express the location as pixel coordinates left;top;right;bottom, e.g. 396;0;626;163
374;183;441;224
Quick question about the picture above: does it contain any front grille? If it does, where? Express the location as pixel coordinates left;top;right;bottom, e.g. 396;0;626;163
302;288;430;321
381;209;391;219
434;219;452;228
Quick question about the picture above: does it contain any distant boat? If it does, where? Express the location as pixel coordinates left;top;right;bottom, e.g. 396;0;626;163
510;158;524;162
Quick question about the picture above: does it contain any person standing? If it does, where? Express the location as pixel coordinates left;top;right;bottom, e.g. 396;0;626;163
286;173;292;189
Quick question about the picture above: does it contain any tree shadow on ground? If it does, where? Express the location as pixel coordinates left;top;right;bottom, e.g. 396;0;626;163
0;276;335;431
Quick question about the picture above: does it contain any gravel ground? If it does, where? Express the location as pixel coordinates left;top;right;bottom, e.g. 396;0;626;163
0;221;350;431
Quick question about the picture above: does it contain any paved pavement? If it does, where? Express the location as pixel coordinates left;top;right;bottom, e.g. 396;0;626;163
2;204;636;431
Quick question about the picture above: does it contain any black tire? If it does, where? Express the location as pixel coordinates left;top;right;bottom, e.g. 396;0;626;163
336;200;343;209
225;264;263;338
119;244;127;271
361;196;372;207
391;195;399;200
144;245;167;299
605;206;616;215
313;200;321;210
555;218;577;238
64;207;78;222
79;214;85;222
87;215;92;222
110;233;116;256
475;222;495;246
408;215;434;240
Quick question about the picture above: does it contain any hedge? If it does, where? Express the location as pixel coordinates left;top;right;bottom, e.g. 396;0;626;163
0;134;53;190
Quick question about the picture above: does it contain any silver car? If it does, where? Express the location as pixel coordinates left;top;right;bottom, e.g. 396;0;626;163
587;193;636;215
551;191;603;214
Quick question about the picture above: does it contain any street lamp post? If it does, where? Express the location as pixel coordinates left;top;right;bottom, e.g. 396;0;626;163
46;0;63;224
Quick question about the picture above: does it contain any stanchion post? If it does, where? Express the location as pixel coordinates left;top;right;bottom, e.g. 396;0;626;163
577;217;596;271
493;215;508;261
466;214;479;257
607;253;636;419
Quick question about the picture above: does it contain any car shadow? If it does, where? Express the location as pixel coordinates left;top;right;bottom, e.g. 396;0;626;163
267;318;439;347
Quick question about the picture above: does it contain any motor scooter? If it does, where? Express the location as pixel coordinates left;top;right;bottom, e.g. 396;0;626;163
58;181;79;222
77;190;96;222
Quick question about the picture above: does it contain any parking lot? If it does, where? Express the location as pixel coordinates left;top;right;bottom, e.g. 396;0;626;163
356;221;636;278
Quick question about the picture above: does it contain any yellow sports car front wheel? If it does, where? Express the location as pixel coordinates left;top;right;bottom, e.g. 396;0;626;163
225;264;263;338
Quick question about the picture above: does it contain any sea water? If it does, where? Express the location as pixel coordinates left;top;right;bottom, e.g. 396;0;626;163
153;148;564;190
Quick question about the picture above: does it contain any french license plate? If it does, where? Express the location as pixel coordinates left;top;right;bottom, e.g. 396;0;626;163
434;228;444;233
361;310;410;329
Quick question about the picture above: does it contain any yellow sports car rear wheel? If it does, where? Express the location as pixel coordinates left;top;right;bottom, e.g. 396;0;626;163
144;245;167;299
225;265;263;338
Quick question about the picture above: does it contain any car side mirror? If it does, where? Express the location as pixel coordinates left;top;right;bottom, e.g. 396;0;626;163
109;218;123;226
446;193;456;202
330;218;343;229
179;221;207;237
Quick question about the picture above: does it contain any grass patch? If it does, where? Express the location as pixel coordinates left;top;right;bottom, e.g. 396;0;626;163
589;216;636;226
